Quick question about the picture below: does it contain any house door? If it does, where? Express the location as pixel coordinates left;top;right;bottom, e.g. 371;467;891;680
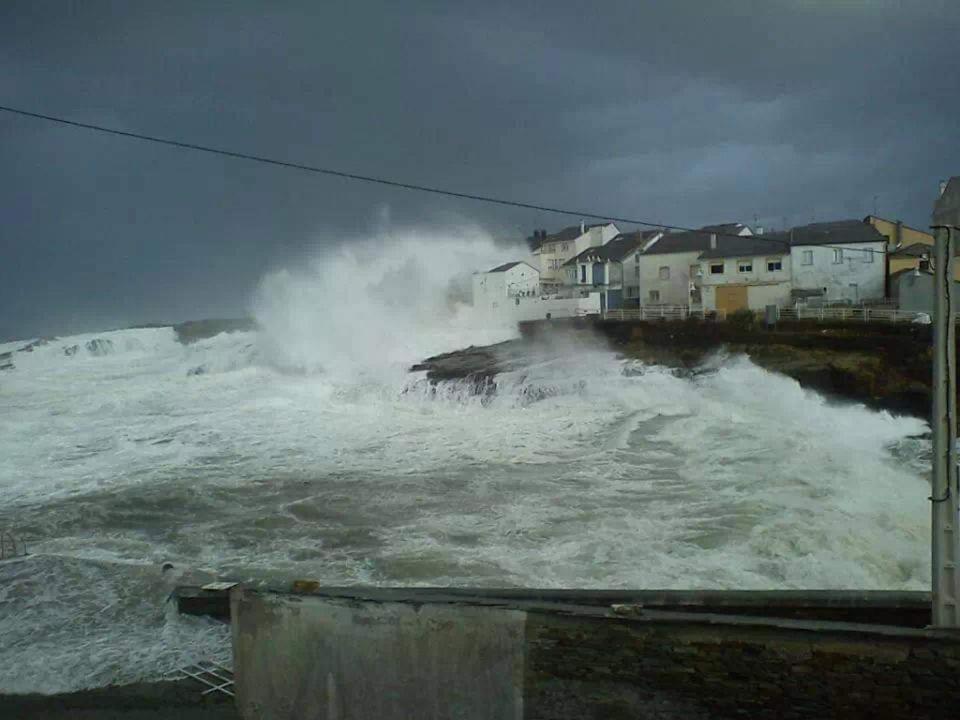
716;285;749;313
592;262;605;285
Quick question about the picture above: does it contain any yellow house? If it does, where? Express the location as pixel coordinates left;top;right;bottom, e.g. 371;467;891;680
863;215;960;282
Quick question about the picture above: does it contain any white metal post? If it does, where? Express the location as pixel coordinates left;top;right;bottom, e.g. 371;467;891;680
931;224;960;626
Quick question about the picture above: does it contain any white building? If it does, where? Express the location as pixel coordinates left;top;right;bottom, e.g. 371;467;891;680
635;223;753;307
787;220;887;304
532;222;620;293
472;261;540;313
472;260;600;322
698;235;792;312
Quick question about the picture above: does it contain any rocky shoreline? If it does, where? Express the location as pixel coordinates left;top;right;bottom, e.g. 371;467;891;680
412;317;936;418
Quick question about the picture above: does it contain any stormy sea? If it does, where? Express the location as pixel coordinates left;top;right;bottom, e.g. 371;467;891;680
0;230;932;693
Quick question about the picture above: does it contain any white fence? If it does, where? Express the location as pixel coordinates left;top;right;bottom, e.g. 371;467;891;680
602;305;933;324
776;307;927;323
602;306;727;322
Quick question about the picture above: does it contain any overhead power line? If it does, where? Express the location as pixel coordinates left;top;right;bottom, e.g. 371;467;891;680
0;103;887;255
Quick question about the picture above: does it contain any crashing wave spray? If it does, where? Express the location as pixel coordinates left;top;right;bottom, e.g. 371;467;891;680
252;224;521;380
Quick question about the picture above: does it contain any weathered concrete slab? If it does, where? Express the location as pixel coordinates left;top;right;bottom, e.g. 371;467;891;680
231;587;525;720
230;587;960;719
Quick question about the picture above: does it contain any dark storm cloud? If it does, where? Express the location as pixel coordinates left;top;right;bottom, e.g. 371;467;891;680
1;0;957;339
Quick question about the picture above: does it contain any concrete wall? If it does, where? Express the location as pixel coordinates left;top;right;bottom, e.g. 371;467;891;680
894;271;960;313
789;242;886;303
473;293;601;324
232;589;525;720
232;588;960;720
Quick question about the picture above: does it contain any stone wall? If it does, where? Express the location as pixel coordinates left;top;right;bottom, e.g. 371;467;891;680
526;612;960;720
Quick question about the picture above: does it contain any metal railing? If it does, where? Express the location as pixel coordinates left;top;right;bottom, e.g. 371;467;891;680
601;305;937;325
777;307;928;323
169;660;235;697
603;306;727;322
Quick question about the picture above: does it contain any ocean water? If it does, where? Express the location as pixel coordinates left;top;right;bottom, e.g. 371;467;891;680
0;231;933;693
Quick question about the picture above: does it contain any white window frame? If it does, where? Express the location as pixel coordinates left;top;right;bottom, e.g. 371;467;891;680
648;290;660;302
738;259;753;273
658;266;670;280
863;249;873;263
802;250;813;265
766;257;783;272
833;248;843;264
710;263;724;275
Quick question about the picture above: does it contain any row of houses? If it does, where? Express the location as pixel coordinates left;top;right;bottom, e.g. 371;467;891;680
474;211;945;316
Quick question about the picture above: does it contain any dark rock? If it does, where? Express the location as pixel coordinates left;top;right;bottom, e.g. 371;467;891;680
173;318;257;345
63;344;79;357
85;338;114;356
414;318;938;418
17;337;53;353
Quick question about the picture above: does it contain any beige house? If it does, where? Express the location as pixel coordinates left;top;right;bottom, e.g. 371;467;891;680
635;223;752;306
530;222;620;293
698;235;792;313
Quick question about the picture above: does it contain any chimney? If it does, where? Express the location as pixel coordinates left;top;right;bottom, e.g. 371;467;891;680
710;233;717;250
580;220;585;234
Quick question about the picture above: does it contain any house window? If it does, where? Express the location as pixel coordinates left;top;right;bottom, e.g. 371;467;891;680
649;290;660;302
580;265;587;283
659;266;670;280
802;250;813;265
833;248;843;264
710;263;724;275
561;243;569;252
738;260;752;273
766;257;783;272
863;249;873;263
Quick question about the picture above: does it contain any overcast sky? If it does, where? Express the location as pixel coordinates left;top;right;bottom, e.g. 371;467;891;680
1;0;958;339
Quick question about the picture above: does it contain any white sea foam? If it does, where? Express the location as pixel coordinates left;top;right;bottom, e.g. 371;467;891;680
0;227;933;692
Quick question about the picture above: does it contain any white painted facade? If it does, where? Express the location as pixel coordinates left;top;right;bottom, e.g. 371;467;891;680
788;242;886;304
699;253;793;311
621;233;665;303
472;262;539;308
472;292;602;324
634;250;704;306
538;223;620;290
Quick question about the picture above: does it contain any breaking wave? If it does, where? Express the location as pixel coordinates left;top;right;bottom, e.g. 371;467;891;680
0;225;933;693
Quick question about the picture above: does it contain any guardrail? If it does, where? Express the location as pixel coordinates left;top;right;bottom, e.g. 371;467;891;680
777;307;927;323
602;306;727;322
602;305;934;324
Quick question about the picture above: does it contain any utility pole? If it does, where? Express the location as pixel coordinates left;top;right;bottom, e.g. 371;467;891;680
932;177;960;627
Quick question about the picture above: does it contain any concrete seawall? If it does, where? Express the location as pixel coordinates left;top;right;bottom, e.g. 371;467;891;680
230;587;959;719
